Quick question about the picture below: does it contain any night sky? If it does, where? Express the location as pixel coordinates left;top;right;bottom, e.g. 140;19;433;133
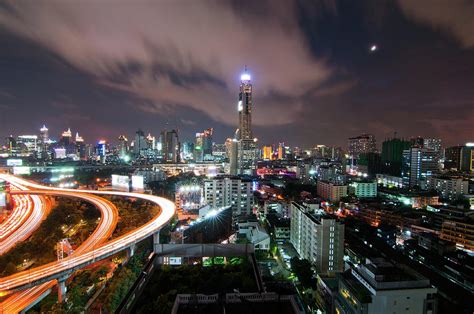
0;0;473;147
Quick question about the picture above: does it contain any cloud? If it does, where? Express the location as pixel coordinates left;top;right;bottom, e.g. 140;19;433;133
397;0;474;48
0;0;335;126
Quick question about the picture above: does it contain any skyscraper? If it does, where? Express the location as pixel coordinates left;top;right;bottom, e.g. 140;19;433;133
161;129;180;163
133;129;146;157
235;67;257;174
402;147;439;187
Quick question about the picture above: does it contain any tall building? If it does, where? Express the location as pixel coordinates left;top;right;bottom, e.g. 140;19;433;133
161;129;180;163
75;132;86;160
335;258;437;314
60;128;72;146
118;135;129;158
262;146;273;160
402;147;439;187
203;176;253;219
290;202;345;274
460;143;474;174
39;125;50;159
195;128;213;162
235;67;258;174
444;145;463;170
348;134;377;159
381;138;412;176
16;135;38;156
133;129;146;157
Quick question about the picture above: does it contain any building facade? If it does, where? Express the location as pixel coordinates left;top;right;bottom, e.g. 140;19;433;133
317;180;348;202
204;176;253;218
290;202;344;274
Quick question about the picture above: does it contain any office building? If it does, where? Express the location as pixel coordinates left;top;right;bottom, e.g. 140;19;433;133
203;176;253;218
460;143;474;174
335;258;437;314
402;147;439;187
426;176;468;200
118;135;128;158
161;129;180;163
194;128;213;162
75;132;86;160
16;135;38;156
348;134;377;159
381;138;412;176
290;202;345;274
317;180;348;202
133;129;146;157
444;145;463;170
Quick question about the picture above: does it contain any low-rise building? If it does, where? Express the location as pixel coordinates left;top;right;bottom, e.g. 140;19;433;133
317;180;348;202
349;181;377;198
238;220;270;251
376;173;404;188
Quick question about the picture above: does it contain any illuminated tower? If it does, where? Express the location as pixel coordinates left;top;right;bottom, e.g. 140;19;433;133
235;67;257;175
238;67;253;140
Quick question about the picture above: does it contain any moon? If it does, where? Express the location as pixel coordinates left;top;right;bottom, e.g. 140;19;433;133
370;45;378;52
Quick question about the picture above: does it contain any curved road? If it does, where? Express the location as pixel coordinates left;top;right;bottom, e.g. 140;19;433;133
0;182;48;255
0;174;175;296
0;191;119;313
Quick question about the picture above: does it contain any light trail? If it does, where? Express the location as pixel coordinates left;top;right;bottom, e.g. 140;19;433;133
0;174;175;301
0;182;48;255
0;190;119;313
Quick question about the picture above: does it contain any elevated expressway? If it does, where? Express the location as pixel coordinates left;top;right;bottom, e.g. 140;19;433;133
0;182;49;255
0;174;175;313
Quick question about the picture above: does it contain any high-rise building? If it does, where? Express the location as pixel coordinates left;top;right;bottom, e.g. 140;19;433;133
460;143;474;174
39;125;50;159
181;142;195;161
235;67;258;174
161;129;180;163
262;146;273;160
444;145;463;170
426;176;468;200
381;138;412;176
195;128;213;162
402;147;439;187
348;134;377;159
118;135;129;158
290;202;344;274
16;135;38;156
75;132;86;160
60;128;72;146
204;176;253;219
133;129;146;157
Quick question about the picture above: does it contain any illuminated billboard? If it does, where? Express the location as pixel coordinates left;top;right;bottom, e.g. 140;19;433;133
13;166;31;175
131;175;144;191
111;174;130;191
6;159;23;166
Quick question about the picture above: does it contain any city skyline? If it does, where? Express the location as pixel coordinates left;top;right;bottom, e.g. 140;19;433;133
0;1;473;147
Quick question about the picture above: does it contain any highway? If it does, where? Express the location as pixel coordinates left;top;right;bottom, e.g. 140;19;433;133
0;174;175;297
0;190;119;313
0;182;48;255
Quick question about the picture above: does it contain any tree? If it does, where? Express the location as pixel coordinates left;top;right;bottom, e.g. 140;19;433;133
290;257;315;289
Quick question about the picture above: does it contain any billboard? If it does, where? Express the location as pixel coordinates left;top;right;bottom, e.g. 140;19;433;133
13;166;31;175
131;175;144;191
111;174;129;191
6;159;23;166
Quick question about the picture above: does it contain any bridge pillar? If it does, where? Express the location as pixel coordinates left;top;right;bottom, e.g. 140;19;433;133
126;243;136;260
57;279;67;303
153;230;160;246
